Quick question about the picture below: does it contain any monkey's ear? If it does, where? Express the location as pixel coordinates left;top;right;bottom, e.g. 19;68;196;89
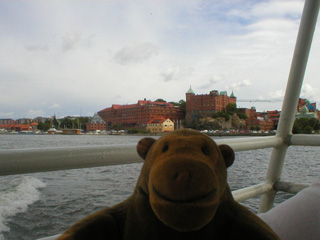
137;138;156;160
219;144;235;168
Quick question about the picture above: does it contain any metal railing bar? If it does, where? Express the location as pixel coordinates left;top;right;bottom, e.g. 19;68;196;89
274;181;310;194
0;145;142;176
0;136;281;177
38;234;60;240
290;134;320;146
259;0;320;213
232;183;273;202
215;136;282;152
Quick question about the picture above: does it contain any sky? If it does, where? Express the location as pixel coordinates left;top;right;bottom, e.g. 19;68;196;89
1;0;319;119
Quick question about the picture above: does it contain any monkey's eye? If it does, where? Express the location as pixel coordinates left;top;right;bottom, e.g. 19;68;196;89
162;144;169;153
202;147;209;156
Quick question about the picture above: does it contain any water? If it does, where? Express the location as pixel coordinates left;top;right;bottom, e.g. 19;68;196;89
0;134;319;239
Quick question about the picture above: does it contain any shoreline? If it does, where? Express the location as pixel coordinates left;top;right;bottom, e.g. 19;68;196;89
0;131;276;137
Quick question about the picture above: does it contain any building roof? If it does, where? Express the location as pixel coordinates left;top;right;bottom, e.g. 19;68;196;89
111;104;122;110
147;117;167;124
230;90;235;98
138;100;175;107
186;86;195;94
99;100;176;113
89;113;105;123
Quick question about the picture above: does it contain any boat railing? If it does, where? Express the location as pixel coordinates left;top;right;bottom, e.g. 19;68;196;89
0;0;319;239
0;134;317;202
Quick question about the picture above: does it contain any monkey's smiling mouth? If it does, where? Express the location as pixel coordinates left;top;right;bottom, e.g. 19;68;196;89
152;185;216;203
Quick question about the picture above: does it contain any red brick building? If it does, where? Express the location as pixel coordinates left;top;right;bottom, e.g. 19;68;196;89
0;121;38;132
238;108;274;131
238;107;256;119
238;107;259;130
98;100;184;128
185;87;237;124
0;119;15;125
15;118;33;124
258;118;274;132
267;110;281;130
86;114;107;132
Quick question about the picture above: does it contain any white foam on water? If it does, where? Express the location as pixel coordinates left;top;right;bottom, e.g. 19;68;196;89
0;176;46;239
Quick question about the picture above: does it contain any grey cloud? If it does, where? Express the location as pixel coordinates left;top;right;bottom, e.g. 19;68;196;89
25;44;49;51
24;109;46;118
114;43;158;65
199;77;220;89
161;66;193;82
62;32;81;52
0;112;15;118
161;67;176;82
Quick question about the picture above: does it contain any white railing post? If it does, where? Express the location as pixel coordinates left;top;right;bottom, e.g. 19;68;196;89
259;0;320;213
0;137;281;176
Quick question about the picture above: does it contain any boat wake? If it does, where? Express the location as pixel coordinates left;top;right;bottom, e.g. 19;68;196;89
0;176;46;240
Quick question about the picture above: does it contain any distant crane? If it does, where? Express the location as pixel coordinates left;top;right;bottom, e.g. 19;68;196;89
237;99;272;103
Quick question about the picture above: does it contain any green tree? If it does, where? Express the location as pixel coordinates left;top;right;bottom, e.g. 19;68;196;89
189;117;200;130
128;128;139;134
169;99;186;118
38;122;50;132
303;125;313;134
220;112;230;121
293;117;319;134
292;123;302;134
178;99;186;117
226;103;237;115
237;112;248;120
308;118;320;130
201;121;221;130
155;98;166;102
59;118;74;129
78;117;91;130
53;117;60;129
113;123;122;130
178;99;186;111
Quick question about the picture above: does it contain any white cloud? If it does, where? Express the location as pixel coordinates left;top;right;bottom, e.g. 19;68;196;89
250;0;303;19
114;43;159;65
267;89;285;101
227;0;303;22
24;109;46;119
301;84;320;103
0;0;318;117
50;104;61;109
229;80;252;90
161;66;193;82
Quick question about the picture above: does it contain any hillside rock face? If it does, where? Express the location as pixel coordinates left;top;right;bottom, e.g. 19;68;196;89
200;114;246;130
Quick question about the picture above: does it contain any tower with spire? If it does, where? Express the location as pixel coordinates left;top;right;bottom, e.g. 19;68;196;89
185;86;236;125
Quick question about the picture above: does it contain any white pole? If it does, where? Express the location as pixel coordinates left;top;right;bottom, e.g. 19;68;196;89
259;0;320;213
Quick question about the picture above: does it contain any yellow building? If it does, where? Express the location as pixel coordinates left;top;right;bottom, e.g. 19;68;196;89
62;129;82;135
146;118;174;133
